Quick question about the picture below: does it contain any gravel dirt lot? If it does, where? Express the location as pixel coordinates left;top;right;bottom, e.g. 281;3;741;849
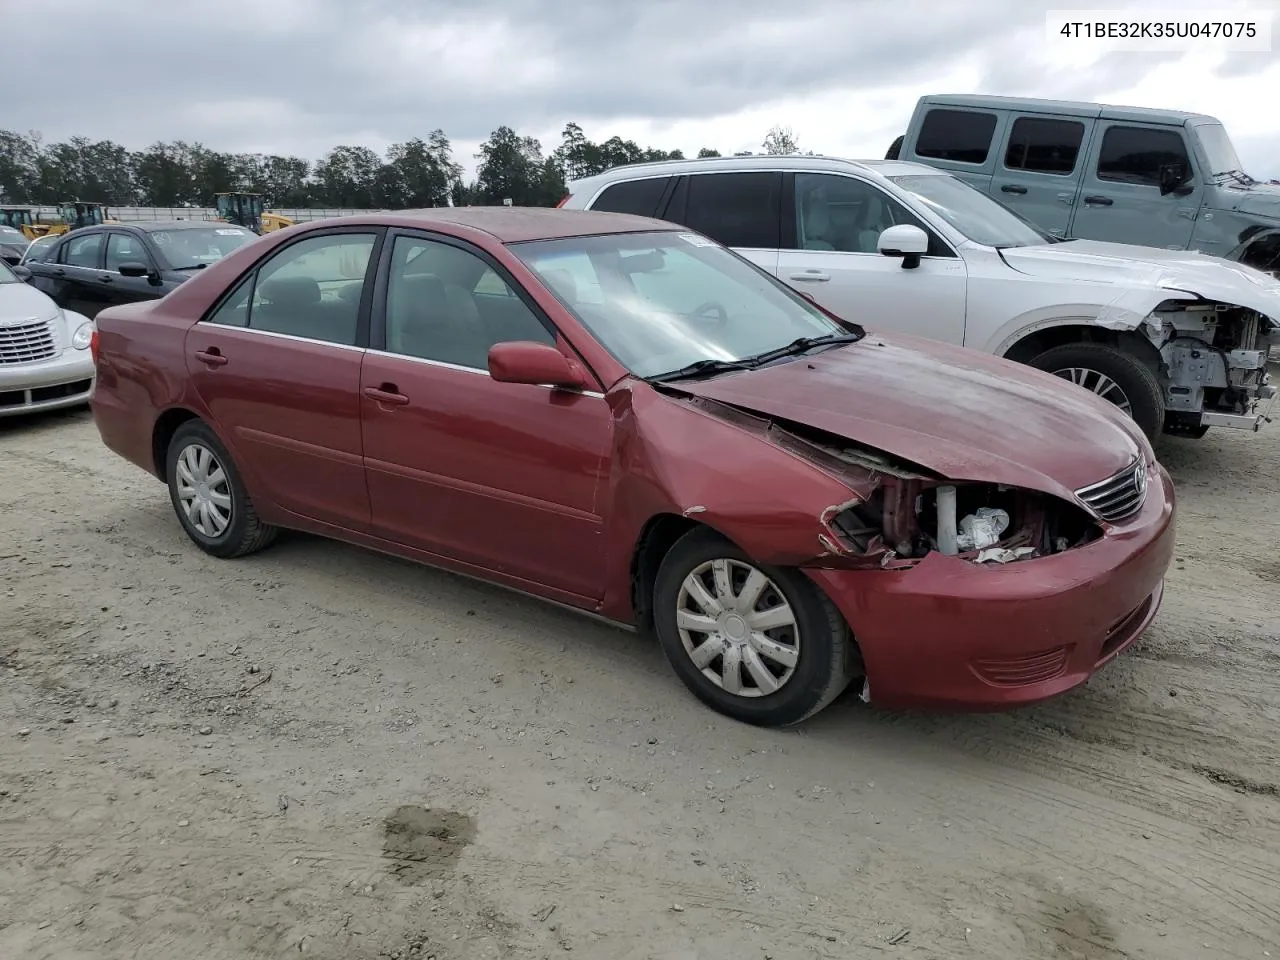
1;403;1277;960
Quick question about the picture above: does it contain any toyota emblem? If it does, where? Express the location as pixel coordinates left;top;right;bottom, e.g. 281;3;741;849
1133;459;1147;497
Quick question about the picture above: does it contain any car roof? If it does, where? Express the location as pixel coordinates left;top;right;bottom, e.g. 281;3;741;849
566;155;945;191
134;220;249;232
315;207;682;243
917;93;1219;126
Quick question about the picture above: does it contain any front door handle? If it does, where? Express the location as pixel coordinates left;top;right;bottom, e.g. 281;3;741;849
788;271;831;282
1001;184;1028;195
98;274;114;283
1083;195;1114;206
53;268;65;276
363;384;409;406
194;348;228;367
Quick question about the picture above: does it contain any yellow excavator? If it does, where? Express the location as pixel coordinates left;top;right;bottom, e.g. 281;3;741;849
214;193;294;235
40;201;118;237
0;207;48;240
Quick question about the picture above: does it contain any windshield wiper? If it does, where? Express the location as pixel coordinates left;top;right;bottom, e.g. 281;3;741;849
1211;169;1256;186
649;358;756;383
743;332;862;366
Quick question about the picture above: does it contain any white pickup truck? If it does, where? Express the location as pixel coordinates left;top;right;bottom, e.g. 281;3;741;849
562;155;1280;440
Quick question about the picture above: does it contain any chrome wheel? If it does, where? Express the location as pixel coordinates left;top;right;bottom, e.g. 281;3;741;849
1051;367;1133;415
675;558;800;698
175;442;233;538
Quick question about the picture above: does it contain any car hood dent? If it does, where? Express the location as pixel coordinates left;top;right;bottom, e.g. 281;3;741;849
0;280;59;323
1000;239;1280;326
664;334;1147;497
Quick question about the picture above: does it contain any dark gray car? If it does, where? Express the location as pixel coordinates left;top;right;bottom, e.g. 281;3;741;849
23;220;258;319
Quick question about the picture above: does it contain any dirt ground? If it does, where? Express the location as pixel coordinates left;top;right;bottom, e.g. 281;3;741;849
1;401;1277;960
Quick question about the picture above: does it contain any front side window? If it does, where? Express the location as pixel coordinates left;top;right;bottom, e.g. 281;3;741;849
1004;117;1086;175
106;233;153;272
205;232;376;345
679;172;782;249
1096;126;1191;187
890;174;1051;248
792;173;931;254
916;109;998;165
383;235;554;368
512;230;852;379
61;233;103;267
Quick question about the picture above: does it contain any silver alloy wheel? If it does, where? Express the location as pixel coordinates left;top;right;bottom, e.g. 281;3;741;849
175;442;233;538
675;558;800;698
1051;367;1134;415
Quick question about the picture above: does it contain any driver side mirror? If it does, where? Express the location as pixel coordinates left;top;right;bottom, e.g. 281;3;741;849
118;261;162;285
877;224;929;269
488;341;588;391
1158;161;1193;196
10;265;31;281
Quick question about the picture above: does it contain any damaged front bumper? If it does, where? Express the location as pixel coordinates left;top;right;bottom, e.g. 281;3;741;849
805;463;1176;710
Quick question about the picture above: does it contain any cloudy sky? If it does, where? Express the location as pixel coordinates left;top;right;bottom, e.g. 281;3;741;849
6;0;1278;179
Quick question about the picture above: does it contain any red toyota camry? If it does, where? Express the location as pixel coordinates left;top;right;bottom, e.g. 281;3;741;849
89;207;1175;726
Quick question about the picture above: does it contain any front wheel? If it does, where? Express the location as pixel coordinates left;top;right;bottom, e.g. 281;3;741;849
652;527;857;726
1028;342;1165;441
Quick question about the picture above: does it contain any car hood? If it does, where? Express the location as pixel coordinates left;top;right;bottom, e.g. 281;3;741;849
664;333;1146;498
1000;239;1280;323
1219;181;1280;221
0;279;58;322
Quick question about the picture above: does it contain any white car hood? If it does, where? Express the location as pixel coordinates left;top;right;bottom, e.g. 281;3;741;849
1000;239;1280;326
0;280;59;324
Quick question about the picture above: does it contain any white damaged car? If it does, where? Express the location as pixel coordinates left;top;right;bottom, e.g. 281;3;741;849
1;260;95;417
564;156;1280;440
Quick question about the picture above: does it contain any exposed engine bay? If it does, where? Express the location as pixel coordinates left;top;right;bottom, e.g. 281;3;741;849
773;420;1103;568
1143;300;1278;427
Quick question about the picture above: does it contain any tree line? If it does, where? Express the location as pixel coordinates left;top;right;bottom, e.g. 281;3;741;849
0;123;803;210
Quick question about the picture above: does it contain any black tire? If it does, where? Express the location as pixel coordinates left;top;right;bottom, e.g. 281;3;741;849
1028;342;1165;441
165;419;277;559
652;527;857;727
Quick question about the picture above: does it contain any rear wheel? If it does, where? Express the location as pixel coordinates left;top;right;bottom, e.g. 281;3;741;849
652;527;857;726
1028;342;1165;441
165;420;277;559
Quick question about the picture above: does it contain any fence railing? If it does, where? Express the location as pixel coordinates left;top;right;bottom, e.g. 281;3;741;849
24;206;391;223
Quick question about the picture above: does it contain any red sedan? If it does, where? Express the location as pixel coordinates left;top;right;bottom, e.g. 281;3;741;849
90;208;1175;725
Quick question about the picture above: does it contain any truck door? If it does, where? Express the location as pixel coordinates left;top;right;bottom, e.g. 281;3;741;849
989;114;1096;238
1067;122;1200;249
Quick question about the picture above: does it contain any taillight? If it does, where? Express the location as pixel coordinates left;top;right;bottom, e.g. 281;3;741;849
555;194;572;208
90;329;100;365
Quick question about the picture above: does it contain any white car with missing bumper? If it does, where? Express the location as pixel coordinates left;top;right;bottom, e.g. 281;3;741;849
0;260;95;417
563;156;1280;440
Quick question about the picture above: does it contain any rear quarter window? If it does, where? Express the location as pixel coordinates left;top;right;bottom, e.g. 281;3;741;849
916;109;999;165
589;177;672;217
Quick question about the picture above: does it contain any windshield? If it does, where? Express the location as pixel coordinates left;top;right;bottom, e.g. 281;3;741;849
0;259;18;283
510;230;854;379
0;226;25;243
889;174;1052;248
1197;123;1246;176
149;226;256;269
21;236;57;264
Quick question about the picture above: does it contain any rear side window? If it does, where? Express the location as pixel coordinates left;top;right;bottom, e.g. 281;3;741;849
678;172;782;249
916;109;998;165
1004;117;1085;175
61;233;104;268
590;177;672;217
1096;127;1190;187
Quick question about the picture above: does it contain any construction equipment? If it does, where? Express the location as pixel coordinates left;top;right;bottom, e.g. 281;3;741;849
0;207;47;240
41;201;117;237
214;192;294;234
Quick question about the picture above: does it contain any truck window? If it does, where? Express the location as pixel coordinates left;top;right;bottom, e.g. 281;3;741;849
680;172;782;249
1096;127;1190;187
591;177;672;217
916;109;998;164
1004;117;1085;175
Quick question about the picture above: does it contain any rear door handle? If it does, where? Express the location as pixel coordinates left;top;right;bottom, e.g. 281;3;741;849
1001;184;1028;195
363;384;409;406
194;348;228;367
788;271;830;282
1083;195;1114;206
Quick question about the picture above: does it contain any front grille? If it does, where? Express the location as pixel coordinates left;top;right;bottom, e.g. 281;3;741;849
0;320;57;364
1074;459;1148;522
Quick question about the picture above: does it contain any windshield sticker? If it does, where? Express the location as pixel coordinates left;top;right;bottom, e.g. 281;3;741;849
678;233;716;248
215;228;246;236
